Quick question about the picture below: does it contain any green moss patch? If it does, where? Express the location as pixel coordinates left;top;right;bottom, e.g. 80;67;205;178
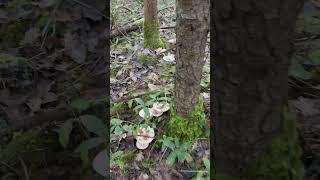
142;20;168;49
247;107;304;180
166;97;206;142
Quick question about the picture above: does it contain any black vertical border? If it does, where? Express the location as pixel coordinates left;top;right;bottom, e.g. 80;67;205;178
106;0;111;179
210;0;216;178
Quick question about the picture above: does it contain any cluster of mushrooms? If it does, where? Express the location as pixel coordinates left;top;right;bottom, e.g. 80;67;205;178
135;102;170;150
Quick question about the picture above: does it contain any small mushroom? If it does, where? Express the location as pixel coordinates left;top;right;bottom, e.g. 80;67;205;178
152;102;170;113
150;107;163;117
136;140;149;150
136;126;155;150
139;108;153;119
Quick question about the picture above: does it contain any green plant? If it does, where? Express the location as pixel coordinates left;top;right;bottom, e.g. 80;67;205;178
111;150;135;173
166;97;206;142
57;114;107;152
162;137;193;168
191;157;210;180
110;118;135;142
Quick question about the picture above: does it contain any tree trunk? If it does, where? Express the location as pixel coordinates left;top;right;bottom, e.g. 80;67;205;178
212;0;306;179
143;0;165;49
175;0;209;117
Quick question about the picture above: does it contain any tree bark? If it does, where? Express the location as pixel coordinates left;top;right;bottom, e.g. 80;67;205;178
144;0;157;23
212;0;306;178
175;0;209;117
143;0;165;49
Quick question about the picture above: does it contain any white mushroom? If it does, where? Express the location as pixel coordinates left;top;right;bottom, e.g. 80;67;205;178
152;102;170;113
139;108;153;119
136;126;155;150
150;107;163;117
136;141;149;150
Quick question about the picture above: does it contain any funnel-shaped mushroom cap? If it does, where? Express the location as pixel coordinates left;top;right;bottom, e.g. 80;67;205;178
139;108;153;119
136;126;155;149
152;102;170;113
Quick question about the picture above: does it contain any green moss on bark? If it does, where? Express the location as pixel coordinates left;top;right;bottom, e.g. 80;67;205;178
246;107;304;180
142;20;167;49
166;97;206;142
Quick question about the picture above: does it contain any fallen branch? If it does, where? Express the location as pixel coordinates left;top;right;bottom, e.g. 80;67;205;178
111;24;141;39
110;23;175;39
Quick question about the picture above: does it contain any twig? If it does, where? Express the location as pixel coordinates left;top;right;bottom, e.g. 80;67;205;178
159;147;167;163
147;140;157;159
179;170;208;173
0;161;20;175
19;157;30;180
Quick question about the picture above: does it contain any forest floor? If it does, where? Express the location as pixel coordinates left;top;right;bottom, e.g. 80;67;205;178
0;0;319;179
110;0;210;179
109;0;320;179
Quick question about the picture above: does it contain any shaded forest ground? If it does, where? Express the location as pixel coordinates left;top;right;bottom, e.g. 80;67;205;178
0;0;319;180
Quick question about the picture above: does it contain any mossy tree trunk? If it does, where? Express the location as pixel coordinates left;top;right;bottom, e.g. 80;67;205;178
175;0;209;117
212;0;306;179
142;0;165;49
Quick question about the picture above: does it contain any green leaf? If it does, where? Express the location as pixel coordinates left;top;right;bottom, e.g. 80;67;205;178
79;115;106;136
149;92;161;99
58;119;74;148
145;100;155;106
162;139;175;151
133;104;143;111
143;107;151;119
184;153;193;162
75;137;106;153
134;98;145;106
181;142;191;151
177;151;185;162
70;98;90;112
203;158;210;171
111;118;122;126
114;126;123;136
289;58;311;80
166;151;177;167
128;99;133;109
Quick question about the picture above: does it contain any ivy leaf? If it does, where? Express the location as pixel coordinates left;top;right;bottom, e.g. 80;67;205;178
58;119;74;148
75;137;106;153
79;115;106;136
166;151;177;167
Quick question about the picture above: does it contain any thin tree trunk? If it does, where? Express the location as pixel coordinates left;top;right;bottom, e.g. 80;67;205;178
212;0;306;178
144;0;157;23
143;0;165;49
175;0;209;117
